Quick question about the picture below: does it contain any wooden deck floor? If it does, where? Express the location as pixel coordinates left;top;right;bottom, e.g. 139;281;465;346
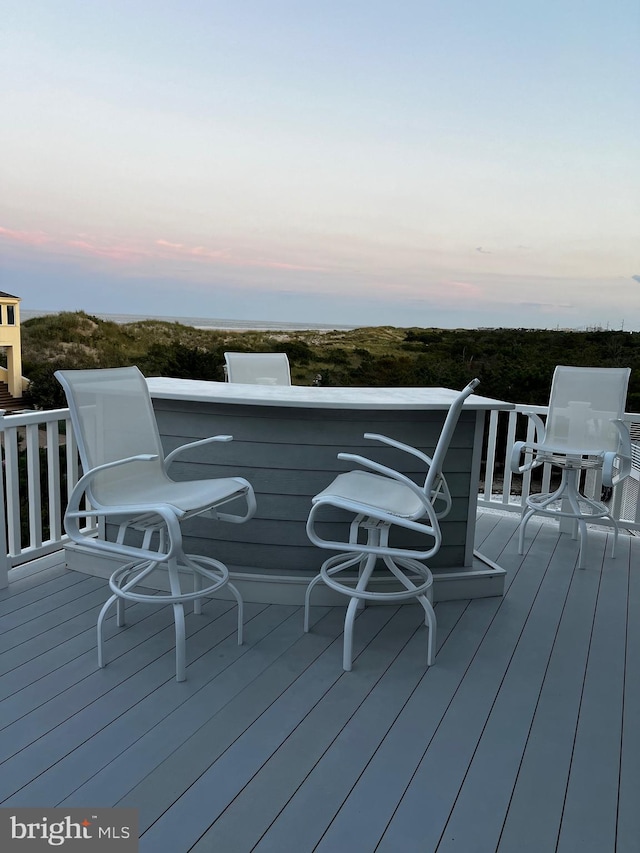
1;512;638;852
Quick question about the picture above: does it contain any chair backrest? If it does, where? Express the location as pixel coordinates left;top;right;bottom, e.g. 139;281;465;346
545;365;630;453
224;352;291;385
56;366;166;504
423;379;480;497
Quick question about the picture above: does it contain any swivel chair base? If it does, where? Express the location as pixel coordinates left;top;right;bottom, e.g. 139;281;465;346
518;466;618;570
304;550;437;672
97;553;243;682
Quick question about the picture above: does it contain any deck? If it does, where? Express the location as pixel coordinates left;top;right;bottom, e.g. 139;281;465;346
1;512;638;852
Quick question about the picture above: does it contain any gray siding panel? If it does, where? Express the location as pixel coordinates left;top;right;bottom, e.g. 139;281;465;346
149;399;480;575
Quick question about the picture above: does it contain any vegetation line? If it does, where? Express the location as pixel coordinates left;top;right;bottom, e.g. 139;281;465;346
20;311;640;411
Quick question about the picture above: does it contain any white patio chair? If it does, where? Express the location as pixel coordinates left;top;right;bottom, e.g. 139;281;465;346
56;366;257;681
224;352;291;385
305;379;480;671
510;365;632;569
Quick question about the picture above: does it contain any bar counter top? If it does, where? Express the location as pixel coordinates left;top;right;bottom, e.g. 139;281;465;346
146;377;512;412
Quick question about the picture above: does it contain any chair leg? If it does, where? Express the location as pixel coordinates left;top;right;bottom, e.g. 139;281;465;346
116;596;126;627
97;593;119;669
342;596;360;672
305;551;366;633
304;572;326;632
384;556;437;667
563;472;589;569
114;563;131;627
420;596;437;666
193;570;202;616
610;517;620;559
173;601;186;682
226;581;244;645
167;557;187;682
342;553;377;672
356;554;368;611
518;506;537;555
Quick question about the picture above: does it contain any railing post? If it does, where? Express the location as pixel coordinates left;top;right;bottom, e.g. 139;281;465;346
0;411;9;588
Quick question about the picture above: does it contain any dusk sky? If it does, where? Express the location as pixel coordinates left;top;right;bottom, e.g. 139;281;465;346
2;1;639;329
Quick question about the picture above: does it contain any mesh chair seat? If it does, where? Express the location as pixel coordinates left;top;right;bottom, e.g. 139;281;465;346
313;470;426;518
96;474;251;515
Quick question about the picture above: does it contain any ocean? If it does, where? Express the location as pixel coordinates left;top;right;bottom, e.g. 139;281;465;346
20;309;356;333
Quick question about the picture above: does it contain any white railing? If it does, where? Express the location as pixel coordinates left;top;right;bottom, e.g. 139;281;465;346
479;404;640;532
0;407;93;588
1;403;639;587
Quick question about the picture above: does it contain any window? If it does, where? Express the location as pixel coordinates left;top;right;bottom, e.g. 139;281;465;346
6;305;15;325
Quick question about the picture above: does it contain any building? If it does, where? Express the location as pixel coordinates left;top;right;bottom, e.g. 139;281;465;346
0;290;26;406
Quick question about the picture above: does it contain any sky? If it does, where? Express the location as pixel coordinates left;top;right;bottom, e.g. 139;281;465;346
1;0;639;329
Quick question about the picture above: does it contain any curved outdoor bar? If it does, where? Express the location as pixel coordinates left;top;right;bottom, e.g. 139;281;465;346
112;378;512;604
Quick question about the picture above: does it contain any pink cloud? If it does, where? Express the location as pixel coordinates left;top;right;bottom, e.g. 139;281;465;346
155;239;184;249
64;238;153;263
1;223;326;276
0;226;51;247
152;235;323;272
448;280;484;298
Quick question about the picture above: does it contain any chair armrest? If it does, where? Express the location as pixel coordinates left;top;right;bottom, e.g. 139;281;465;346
65;453;164;519
363;433;434;467
510;440;543;474
361;433;453;517
602;420;633;485
306;498;441;560
64;504;184;562
64;454;186;562
164;435;233;470
519;411;547;440
70;454;159;501
612;419;632;458
337;452;429;510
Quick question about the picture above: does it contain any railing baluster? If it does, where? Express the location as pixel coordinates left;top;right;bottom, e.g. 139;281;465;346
46;419;62;542
4;424;21;556
66;417;79;494
0;415;8;588
26;422;43;549
520;412;536;505
484;410;498;501
502;410;518;506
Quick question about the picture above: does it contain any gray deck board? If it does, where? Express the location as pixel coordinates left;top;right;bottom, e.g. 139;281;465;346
436;532;602;853
373;521;558;852
0;595;176;702
617;532;640;851
144;606;416;853
191;601;468;853
496;531;605;852
245;601;469;853
0;601;253;799
125;606;393;843
0;566;91;615
58;603;302;808
556;532;631;853
0;512;636;853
